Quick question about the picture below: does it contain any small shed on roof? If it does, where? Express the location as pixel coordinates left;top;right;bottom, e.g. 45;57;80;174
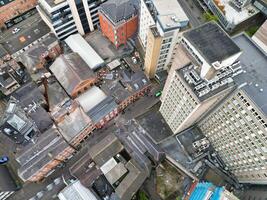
65;34;104;70
107;59;121;70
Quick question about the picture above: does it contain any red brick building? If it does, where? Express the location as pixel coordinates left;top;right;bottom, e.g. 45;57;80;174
0;0;37;29
99;0;138;48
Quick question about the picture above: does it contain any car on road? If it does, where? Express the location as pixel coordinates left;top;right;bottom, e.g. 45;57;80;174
12;28;21;34
0;156;9;164
155;91;162;97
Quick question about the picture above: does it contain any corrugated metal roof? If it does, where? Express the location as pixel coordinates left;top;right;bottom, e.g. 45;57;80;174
65;34;104;70
58;180;98;200
50;53;96;95
87;96;118;124
76;86;107;113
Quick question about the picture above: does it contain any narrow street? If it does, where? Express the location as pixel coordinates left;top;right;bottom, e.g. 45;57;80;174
176;0;205;27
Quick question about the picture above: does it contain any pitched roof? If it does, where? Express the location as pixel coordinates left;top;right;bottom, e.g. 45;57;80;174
50;53;96;95
100;0;137;24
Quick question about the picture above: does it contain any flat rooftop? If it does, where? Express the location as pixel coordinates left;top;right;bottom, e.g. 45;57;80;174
153;0;189;30
39;0;67;9
177;63;236;101
135;103;173;144
214;0;258;25
232;34;267;115
3;20;50;55
183;22;241;64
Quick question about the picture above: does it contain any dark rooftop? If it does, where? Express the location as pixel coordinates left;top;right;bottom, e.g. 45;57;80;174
232;34;267;115
135;103;173;144
100;0;137;24
16;127;70;181
11;82;53;133
12;82;44;107
101;68;150;103
87;96;118;124
183;22;241;64
101;79;131;103
3;20;50;55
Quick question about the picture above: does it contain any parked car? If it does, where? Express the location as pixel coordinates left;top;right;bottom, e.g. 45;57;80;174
155;90;162;97
0;156;9;164
12;28;21;34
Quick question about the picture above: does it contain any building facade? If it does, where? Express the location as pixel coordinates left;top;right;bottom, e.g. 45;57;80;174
141;0;189;78
159;23;241;134
0;0;36;29
37;0;106;39
198;34;267;184
99;0;138;48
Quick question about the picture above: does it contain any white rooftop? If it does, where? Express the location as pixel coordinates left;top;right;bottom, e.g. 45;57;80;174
100;157;118;174
65;34;104;70
58;181;98;200
107;59;121;70
76;86;107;113
217;0;258;25
153;0;189;29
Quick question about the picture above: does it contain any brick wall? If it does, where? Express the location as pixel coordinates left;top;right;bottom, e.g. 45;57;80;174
99;12;138;48
0;0;37;28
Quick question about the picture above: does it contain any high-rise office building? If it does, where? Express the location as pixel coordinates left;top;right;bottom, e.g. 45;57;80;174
37;0;106;39
159;22;241;134
139;0;189;78
199;33;267;184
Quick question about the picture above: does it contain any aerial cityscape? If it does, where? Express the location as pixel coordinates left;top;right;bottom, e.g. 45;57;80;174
0;0;266;199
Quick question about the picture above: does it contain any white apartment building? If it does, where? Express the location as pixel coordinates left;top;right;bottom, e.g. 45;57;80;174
37;0;106;39
37;0;78;40
160;22;241;134
139;0;156;49
140;0;189;78
199;34;267;184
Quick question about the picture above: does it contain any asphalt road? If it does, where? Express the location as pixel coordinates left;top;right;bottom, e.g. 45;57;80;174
177;0;205;27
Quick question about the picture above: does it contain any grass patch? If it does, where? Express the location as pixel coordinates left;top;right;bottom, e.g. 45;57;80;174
139;191;149;200
203;12;219;22
245;26;259;37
